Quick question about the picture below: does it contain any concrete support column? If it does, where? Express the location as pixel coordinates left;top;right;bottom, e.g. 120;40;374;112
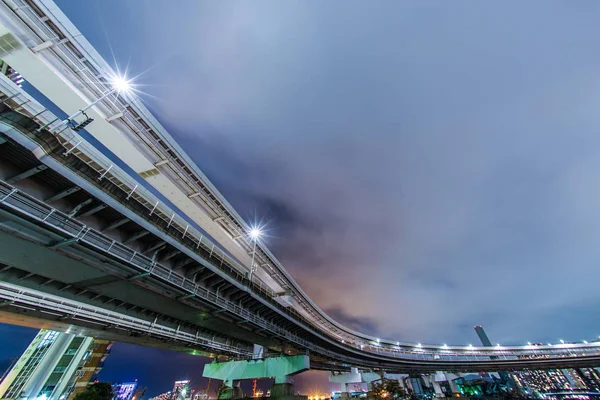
271;375;295;398
428;373;446;398
217;381;243;400
203;355;309;400
329;367;361;397
443;373;460;394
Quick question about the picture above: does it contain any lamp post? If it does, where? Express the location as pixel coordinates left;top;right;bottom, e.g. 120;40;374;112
56;76;131;132
248;228;262;282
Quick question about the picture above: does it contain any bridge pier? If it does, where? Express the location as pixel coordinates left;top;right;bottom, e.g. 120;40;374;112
423;372;449;398
203;354;309;400
329;367;362;398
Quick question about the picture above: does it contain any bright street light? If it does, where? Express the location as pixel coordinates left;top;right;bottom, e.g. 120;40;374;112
55;74;132;133
110;75;132;94
248;226;263;281
249;227;263;240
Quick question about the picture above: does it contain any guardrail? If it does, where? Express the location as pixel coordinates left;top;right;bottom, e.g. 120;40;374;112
0;281;251;357
0;1;598;365
2;180;600;367
0;0;358;346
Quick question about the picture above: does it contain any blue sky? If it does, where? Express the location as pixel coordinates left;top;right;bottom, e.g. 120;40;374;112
4;0;600;395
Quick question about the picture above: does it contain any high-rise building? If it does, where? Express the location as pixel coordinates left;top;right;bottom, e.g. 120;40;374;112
473;326;513;386
68;340;112;400
171;381;190;399
0;330;112;400
474;326;493;347
113;382;138;400
512;368;572;392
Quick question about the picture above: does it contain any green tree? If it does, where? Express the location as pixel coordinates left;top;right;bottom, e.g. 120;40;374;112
370;379;406;399
73;382;114;400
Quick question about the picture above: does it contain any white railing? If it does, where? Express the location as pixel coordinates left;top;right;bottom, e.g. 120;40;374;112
0;281;251;356
1;0;599;365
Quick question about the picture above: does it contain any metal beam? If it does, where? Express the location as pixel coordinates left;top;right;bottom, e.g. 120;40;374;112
47;237;78;249
230;291;249;303
105;112;124;122
45;186;80;203
78;203;107;217
123;230;150;244
204;275;223;288
162;250;181;261
186;265;205;278
6;165;48;184
68;198;93;217
174;258;194;269
128;272;151;281
102;217;129;231
144;241;166;254
178;293;195;300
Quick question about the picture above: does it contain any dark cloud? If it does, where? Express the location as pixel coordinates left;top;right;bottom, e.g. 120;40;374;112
36;0;600;388
324;308;380;337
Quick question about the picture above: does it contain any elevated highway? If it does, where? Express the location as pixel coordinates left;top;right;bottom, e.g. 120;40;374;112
0;0;597;375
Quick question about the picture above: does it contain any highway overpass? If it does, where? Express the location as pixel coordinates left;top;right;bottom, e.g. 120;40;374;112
0;0;597;377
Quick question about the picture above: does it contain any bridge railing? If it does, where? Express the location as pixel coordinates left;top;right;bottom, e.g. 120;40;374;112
0;281;251;357
0;76;281;300
3;179;600;366
4;0;600;366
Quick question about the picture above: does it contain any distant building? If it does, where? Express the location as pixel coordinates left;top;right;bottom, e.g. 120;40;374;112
473;325;513;386
512;368;572;392
68;340;112;400
113;382;139;400
171;381;190;400
474;326;493;347
0;330;112;400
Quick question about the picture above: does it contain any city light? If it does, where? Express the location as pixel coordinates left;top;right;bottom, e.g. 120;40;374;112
249;227;263;240
111;75;131;94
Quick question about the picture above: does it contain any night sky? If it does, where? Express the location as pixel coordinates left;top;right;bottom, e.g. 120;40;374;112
3;0;600;397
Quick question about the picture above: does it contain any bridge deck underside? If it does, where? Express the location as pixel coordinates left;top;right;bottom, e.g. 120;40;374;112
0;108;598;373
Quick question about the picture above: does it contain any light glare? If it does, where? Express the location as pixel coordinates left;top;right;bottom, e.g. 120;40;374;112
249;227;263;239
111;75;131;93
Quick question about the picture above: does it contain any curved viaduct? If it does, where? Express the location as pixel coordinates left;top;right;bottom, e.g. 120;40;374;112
0;0;596;376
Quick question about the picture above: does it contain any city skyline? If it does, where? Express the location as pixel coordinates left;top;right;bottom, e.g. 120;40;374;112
0;325;330;397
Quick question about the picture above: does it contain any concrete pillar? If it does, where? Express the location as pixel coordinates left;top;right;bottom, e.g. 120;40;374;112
217;381;243;400
203;355;309;400
329;367;361;396
443;373;460;394
271;376;295;398
429;373;446;398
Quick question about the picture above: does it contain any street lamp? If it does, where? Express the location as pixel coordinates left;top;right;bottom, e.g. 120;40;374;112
248;227;263;282
59;75;131;132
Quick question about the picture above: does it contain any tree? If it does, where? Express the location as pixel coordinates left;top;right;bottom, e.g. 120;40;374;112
73;382;114;400
370;379;406;399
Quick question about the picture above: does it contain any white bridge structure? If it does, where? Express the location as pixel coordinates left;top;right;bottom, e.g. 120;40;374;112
0;0;597;378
